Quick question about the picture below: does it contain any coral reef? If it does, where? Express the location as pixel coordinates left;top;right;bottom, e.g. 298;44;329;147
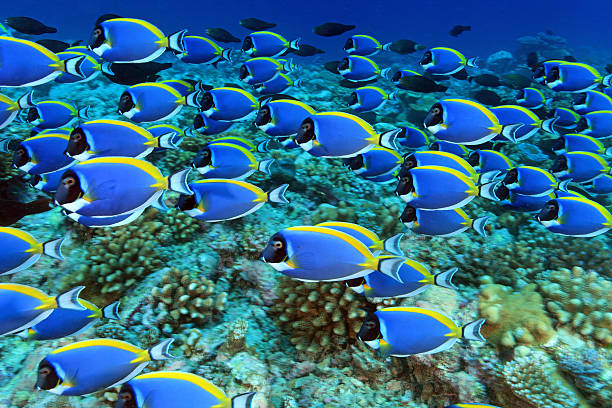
478;282;556;348
539;267;612;345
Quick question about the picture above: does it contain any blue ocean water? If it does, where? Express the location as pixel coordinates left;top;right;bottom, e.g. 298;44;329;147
0;1;611;408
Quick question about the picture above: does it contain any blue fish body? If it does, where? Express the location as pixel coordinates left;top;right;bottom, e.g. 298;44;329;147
491;105;542;141
349;147;402;179
91;18;181;63
588;174;612;194
553;107;581;129
420;47;471;75
0;228;61;275
193;113;234;135
42;338;173;395
257;99;315;137
517;87;547;109
556;133;607;154
553;151;610;183
121;83;189;123
547;63;606;93
203;87;259;122
398;166;479;209
427;99;504;145
573;90;612;114
17;133;76;175
244;31;294;57
179;36;224;64
256;73;298;95
504;166;561;196
468;150;512;173
363;172;396;183
350;86;393;112
30;101;82;129
242;57;285;85
0;36;80;87
408;151;477;179
538;197;612;236
405;208;481;237
430;141;469;157
500;191;553;212
345;35;382;56
583;110;612;138
194;143;262;179
361;260;443;298
55;52;99;83
398;126;428;148
338;55;381;81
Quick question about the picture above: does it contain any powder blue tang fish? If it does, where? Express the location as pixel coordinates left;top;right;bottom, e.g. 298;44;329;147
582;110;612;138
118;82;200;123
358;307;485;356
27;100;89;130
349;86;397;112
467;150;513;174
586;174;612;194
11;132;76;175
573;90;612;114
0;227;64;275
200;87;259;122
552;133;611;156
255;99;315;137
546;62;611;92
255;73;302;95
344;147;403;181
491;105;556;141
241;31;300;57
116;371;255;408
397;126;429;149
192;142;273;179
239;57;296;85
502;166;568;196
550;151;610;183
193;113;234;135
343;34;383;56
536;196;612;237
36;338;174;395
553;107;581;129
337;55;389;82
400;205;489;237
419;47;478;75
178;35;231;65
0;284;85;337
516;87;547;109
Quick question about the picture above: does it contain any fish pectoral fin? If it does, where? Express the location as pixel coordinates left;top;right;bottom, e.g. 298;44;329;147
129;350;151;364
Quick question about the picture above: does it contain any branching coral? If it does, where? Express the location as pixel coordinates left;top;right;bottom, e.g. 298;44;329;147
478;283;556;348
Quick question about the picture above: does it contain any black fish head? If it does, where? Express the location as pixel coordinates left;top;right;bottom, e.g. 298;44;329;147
494;183;510;200
239;64;249;80
337;57;349;71
399;204;417;223
117;91;134;114
401;153;418;171
192;147;212;168
89;25;105;50
54;170;83;205
65;127;89;157
241;36;253;51
36;359;60;390
550;155;568;173
26;107;39;123
343;154;364;170
295;117;315;144
424;103;443;127
532;64;545;80
115;384;137;408
419;50;433;65
395;172;414;196
546;66;560;83
193;113;205;132
200;92;214;111
502;168;519;185
574;93;587;105
254;105;271;126
391;71;402;83
12;145;29;168
537;200;559;221
176;192;197;211
347;91;358;106
358;313;381;341
552;137;565;153
343;37;354;51
467;151;480;166
261;232;287;263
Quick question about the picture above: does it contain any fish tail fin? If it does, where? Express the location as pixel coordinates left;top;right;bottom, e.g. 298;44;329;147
466;57;480;68
221;48;232;62
257;158;274;175
166;29;187;53
77;106;90;120
100;62;114;75
382;233;404;256
479;181;501;201
478;170;501;184
293;78;303;88
382;42;392;51
501;123;522;142
167;169;192;194
387;90;399;101
433;267;458;290
152;191;168;211
605;147;612;157
557;178;571;193
148;338;175;361
378;128;401;150
184;127;198;138
183;90;202;109
602;74;612;87
380;67;392;80
62;55;86;78
461;318;486;341
267;184;289;203
256;139;270;153
231;392;257;408
42;237;65;260
377;256;405;282
102;301;121;320
157;132;182;149
14;329;29;339
0;138;11;153
472;216;490;237
540;117;559;135
56;286;86;310
17;91;35;109
283;59;297;73
289;37;301;50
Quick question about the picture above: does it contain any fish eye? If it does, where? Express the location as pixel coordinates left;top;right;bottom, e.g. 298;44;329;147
365;321;376;329
94;28;102;36
74;133;82;141
64;177;75;186
201;151;209;157
121;393;132;401
433;107;441;114
401;176;410;183
273;240;283;249
302;122;311;131
39;367;50;375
